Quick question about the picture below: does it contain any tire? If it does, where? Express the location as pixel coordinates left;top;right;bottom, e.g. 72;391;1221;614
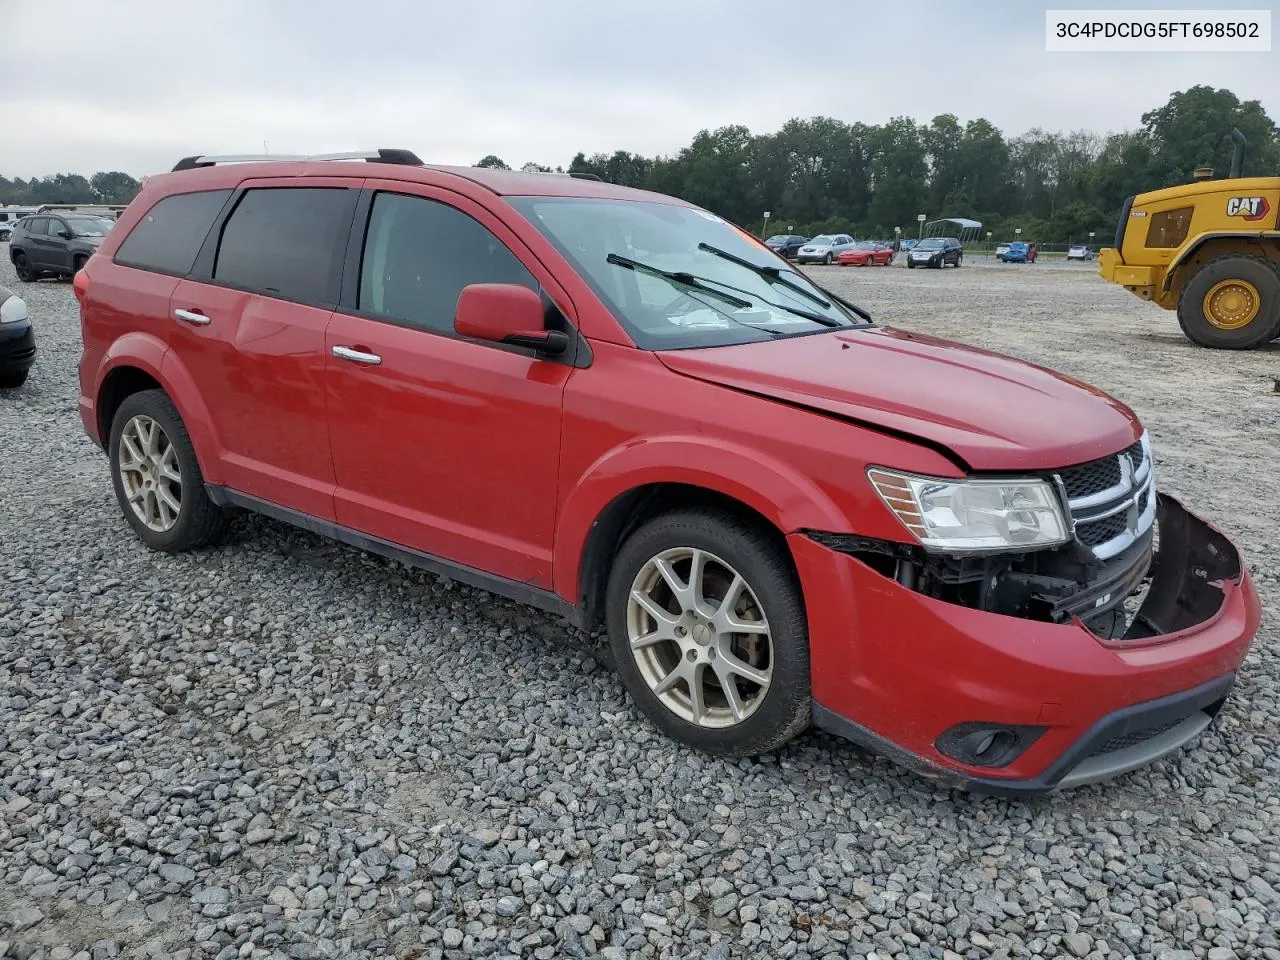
0;369;29;389
823;253;833;265
109;389;228;552
907;261;915;269
73;254;89;274
1177;255;1280;349
12;251;35;282
605;509;811;757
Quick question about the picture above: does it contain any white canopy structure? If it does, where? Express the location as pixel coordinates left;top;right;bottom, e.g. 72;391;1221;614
923;218;984;243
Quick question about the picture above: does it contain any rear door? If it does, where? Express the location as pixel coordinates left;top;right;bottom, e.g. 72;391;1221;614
22;218;52;267
43;218;75;272
167;179;359;520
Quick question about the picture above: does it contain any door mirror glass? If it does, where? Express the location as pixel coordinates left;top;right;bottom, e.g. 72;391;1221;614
454;283;567;355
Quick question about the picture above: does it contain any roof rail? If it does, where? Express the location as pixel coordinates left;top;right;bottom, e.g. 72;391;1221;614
569;172;604;182
171;148;423;172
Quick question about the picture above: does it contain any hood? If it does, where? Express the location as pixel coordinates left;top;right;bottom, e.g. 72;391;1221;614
656;327;1140;471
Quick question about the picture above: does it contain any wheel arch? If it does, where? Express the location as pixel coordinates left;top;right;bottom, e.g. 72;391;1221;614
1164;231;1280;294
93;342;225;481
557;442;850;632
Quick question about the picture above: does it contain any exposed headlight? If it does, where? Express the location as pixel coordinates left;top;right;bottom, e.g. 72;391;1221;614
868;468;1070;553
0;294;27;324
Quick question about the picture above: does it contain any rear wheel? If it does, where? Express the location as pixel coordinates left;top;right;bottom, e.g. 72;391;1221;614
1177;255;1280;349
605;509;810;757
109;390;229;552
0;370;29;389
12;251;35;282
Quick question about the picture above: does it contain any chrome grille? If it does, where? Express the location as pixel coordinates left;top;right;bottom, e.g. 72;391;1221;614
1056;433;1156;560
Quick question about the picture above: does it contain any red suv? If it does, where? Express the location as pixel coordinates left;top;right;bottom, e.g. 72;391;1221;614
75;150;1261;794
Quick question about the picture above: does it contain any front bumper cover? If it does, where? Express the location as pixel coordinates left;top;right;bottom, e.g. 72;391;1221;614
0;319;36;375
796;494;1260;795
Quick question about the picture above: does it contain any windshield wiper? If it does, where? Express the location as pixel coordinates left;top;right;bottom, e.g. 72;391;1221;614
685;274;844;328
606;253;752;309
696;242;831;309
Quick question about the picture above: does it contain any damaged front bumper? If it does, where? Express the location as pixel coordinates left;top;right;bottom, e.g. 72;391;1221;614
792;494;1261;795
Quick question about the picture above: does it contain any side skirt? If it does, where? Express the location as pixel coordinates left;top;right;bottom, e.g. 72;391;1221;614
206;485;583;628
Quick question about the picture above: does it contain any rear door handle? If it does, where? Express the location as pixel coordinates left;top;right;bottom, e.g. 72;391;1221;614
332;345;382;366
174;308;211;325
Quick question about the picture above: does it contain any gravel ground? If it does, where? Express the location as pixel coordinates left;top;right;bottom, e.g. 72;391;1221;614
1;249;1277;960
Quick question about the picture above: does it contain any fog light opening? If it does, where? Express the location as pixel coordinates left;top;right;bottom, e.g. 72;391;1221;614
936;722;1047;769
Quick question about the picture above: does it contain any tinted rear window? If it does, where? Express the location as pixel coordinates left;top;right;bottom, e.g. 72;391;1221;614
115;190;232;276
213;188;355;305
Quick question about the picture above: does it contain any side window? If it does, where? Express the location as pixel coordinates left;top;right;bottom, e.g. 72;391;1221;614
213;188;354;305
27;218;48;236
1145;207;1193;249
115;189;232;276
49;219;66;238
358;192;537;335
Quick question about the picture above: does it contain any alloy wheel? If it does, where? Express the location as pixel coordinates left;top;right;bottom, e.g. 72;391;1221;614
118;414;182;532
626;547;773;728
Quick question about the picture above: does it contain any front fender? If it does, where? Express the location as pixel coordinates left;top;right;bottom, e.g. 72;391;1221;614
552;435;851;602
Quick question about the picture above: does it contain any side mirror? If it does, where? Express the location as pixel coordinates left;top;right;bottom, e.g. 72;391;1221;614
58;229;73;239
454;283;569;356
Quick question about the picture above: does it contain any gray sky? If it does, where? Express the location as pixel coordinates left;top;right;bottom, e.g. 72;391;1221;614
3;0;1277;178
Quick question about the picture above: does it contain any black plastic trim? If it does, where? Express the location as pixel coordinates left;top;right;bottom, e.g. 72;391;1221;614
1114;195;1135;252
205;486;583;628
813;671;1236;796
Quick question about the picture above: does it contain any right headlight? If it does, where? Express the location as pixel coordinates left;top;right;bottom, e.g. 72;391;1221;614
868;468;1070;553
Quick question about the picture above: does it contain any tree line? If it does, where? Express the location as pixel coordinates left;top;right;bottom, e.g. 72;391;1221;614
480;86;1279;243
4;87;1274;244
0;172;142;207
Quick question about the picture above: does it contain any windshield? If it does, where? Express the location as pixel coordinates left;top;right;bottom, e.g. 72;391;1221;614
765;235;789;244
1009;241;1026;249
808;235;836;245
508;197;867;350
854;241;878;250
68;216;112;237
916;239;945;250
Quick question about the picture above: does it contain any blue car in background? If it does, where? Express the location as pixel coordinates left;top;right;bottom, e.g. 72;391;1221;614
997;241;1038;263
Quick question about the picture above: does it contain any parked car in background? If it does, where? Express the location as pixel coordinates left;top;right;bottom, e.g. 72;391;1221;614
9;213;114;281
837;241;894;267
1066;245;1095;261
0;221;16;243
75;149;1260;793
0;283;35;388
995;242;1011;258
998;241;1037;264
907;237;963;269
764;234;808;260
796;233;856;264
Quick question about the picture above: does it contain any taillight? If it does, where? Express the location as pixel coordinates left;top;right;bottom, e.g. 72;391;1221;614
73;264;90;303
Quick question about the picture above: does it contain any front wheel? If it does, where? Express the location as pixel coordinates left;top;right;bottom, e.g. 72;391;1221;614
1177;255;1280;349
0;369;29;389
605;510;810;757
823;253;833;265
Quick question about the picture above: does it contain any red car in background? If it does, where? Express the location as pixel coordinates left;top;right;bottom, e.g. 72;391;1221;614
837;241;894;266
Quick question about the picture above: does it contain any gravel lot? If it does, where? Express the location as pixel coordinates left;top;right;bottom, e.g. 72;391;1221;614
1;250;1277;960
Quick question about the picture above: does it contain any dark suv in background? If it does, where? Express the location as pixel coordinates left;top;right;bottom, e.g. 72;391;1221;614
10;213;115;281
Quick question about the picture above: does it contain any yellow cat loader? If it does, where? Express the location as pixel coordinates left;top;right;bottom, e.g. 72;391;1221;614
1099;130;1280;349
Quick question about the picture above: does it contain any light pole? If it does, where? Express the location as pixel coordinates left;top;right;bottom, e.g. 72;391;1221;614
917;214;926;240
1089;231;1095;248
986;231;992;255
760;211;770;239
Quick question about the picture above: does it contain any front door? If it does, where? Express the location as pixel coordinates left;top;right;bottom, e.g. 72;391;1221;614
326;185;574;587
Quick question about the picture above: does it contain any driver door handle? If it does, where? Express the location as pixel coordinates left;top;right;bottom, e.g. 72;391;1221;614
332;345;382;366
174;308;211;325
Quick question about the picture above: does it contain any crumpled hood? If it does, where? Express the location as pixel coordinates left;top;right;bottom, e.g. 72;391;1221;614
657;326;1141;471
